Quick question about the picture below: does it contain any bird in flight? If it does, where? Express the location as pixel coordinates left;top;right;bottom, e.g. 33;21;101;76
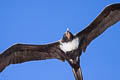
0;3;120;80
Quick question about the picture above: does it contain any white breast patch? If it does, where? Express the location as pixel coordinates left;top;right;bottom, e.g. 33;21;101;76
59;38;79;53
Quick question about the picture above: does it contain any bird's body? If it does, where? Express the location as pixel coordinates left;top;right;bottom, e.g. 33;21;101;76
59;37;79;53
0;3;120;80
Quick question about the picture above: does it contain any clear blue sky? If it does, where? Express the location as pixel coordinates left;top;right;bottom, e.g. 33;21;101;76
0;0;120;80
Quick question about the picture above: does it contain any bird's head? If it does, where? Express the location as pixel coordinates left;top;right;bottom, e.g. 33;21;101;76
62;28;74;42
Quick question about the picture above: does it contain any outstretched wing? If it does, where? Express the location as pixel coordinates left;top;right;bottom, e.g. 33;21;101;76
0;42;65;72
76;3;120;52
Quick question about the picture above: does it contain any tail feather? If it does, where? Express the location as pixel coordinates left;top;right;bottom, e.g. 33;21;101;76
68;58;83;80
72;66;83;80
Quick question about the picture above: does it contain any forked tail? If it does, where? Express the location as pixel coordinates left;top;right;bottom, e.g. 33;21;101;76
72;65;83;80
68;59;83;80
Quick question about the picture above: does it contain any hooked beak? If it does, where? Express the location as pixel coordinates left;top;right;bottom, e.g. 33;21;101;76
66;31;71;40
66;28;71;40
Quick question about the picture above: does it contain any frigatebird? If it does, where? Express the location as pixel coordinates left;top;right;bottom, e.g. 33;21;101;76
0;3;120;80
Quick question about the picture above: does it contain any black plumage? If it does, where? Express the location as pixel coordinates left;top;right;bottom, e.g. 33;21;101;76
0;42;65;72
76;3;120;52
0;3;120;80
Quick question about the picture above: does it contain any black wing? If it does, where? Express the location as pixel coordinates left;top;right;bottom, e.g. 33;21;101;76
0;42;65;72
76;3;120;52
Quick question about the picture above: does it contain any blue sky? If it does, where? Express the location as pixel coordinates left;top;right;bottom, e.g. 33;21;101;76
0;0;120;80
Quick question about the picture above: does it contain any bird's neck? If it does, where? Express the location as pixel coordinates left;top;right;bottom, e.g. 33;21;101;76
59;38;79;53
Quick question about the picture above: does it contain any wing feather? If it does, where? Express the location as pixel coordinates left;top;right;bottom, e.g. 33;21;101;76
76;3;120;52
0;42;65;72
